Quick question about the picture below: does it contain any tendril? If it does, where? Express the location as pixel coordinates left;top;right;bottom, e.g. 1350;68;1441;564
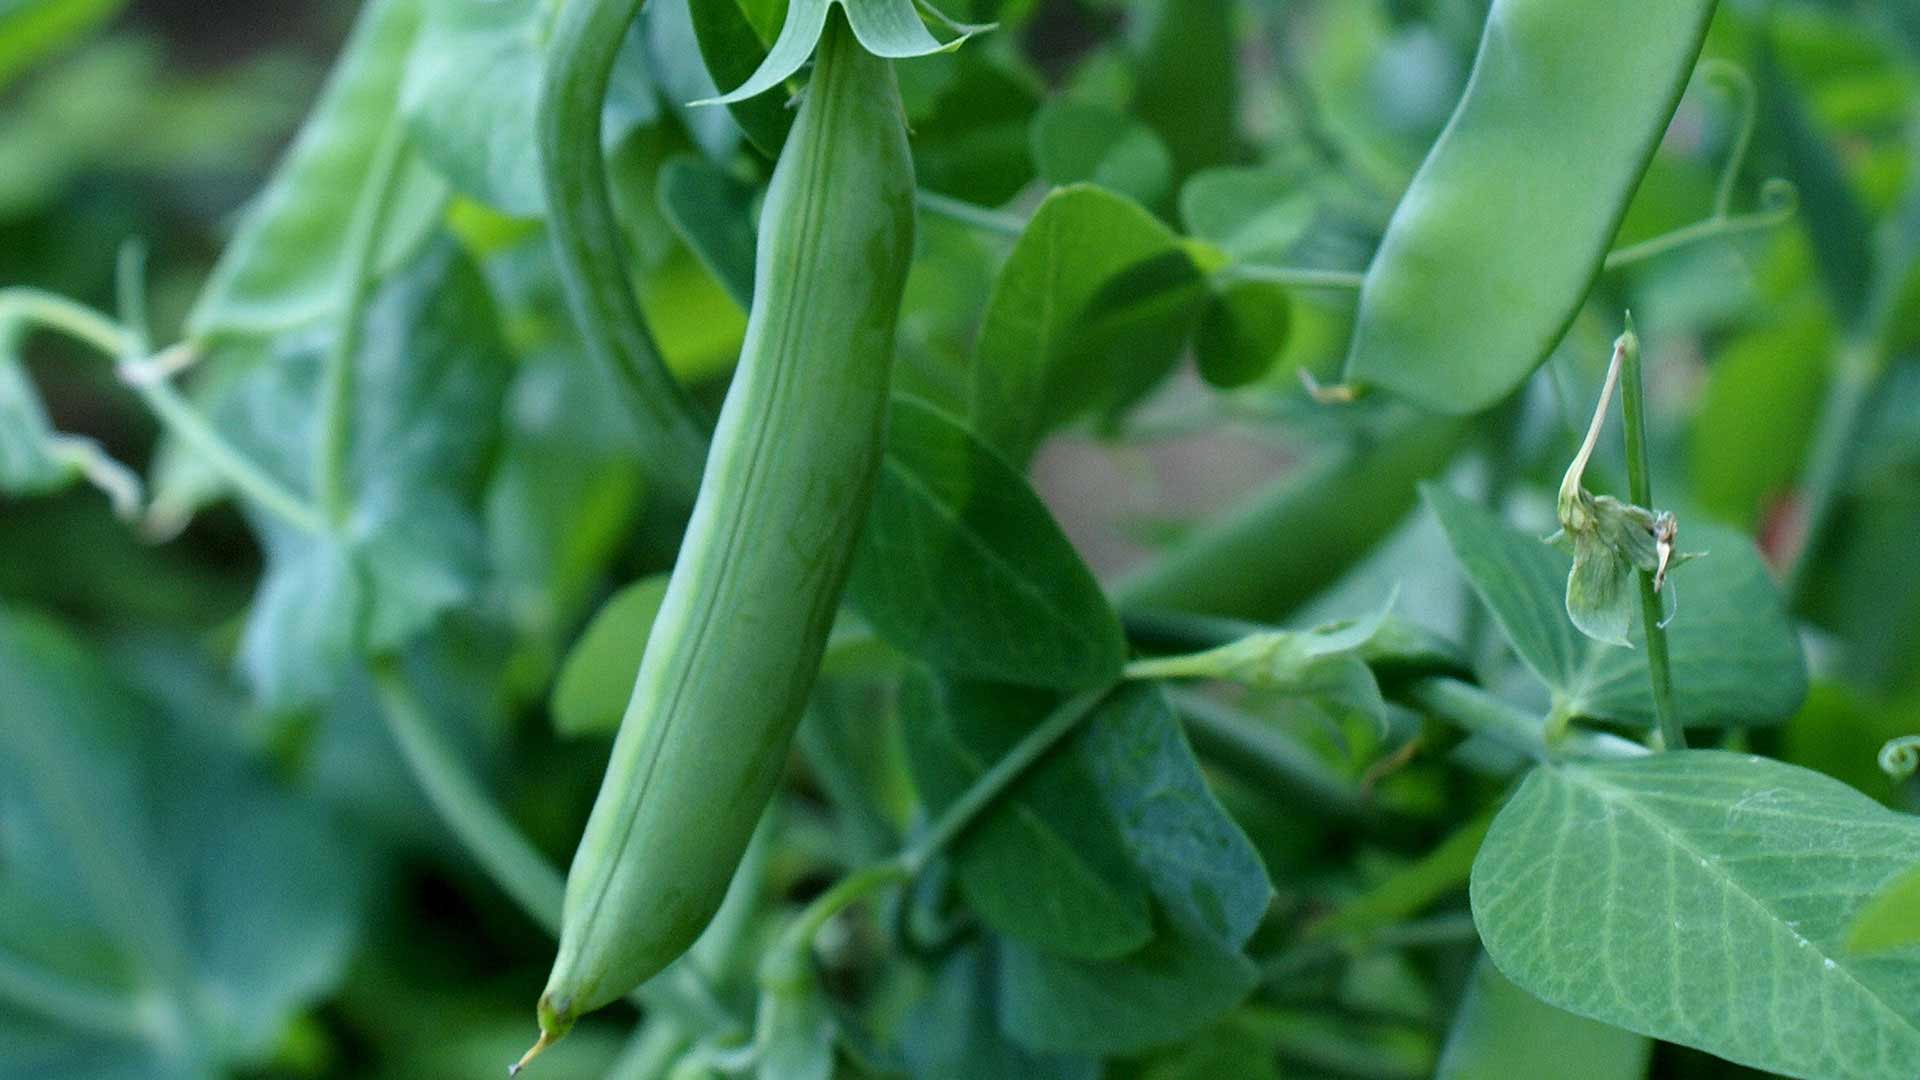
1878;736;1920;783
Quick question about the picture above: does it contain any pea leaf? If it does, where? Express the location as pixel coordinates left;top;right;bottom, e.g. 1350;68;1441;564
1193;279;1291;389
1472;751;1920;1079
848;397;1125;690
1850;863;1920;955
658;155;759;309
0;0;126;92
1424;484;1808;728
228;238;510;707
1178;167;1316;265
898;943;1099;1080
686;0;794;157
903;49;1040;206
702;0;986;106
189;0;448;338
1029;100;1173;208
902;676;1155;961
968;184;1202;464
1435;956;1650;1080
0;609;365;1074
401;0;660;217
551;576;670;737
1125;0;1238;179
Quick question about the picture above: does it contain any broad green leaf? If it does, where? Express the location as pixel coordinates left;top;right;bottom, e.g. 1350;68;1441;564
1689;307;1830;530
0;0;124;92
189;0;448;338
0;609;364;1073
658;155;758;309
968;185;1199;463
902;49;1040;206
898;943;1098;1080
1117;417;1464;621
1435;956;1649;1080
230;239;510;706
997;922;1259;1057
687;0;794;157
902;676;1155;961
1029;100;1172;208
401;0;659;217
702;0;985;106
1341;0;1715;412
1425;484;1808;728
1178;167;1316;265
1472;751;1920;1079
1849;862;1920;955
551;576;670;737
1193;279;1291;389
847;397;1125;690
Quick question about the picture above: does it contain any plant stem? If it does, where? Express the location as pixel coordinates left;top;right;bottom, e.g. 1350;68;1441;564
914;190;1025;238
1218;263;1367;290
1616;321;1685;750
314;120;409;527
0;951;148;1039
370;658;566;933
765;685;1117;978
1403;677;1550;761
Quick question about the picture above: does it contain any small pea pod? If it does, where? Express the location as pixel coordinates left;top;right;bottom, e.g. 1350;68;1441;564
523;10;915;1064
1343;0;1718;412
538;0;711;501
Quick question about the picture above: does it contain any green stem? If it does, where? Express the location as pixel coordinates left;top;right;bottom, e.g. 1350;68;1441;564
0;288;325;533
1783;337;1883;606
1616;321;1685;750
1218;263;1367;290
538;0;710;501
1403;677;1549;761
764;685;1117;981
370;658;566;933
914;190;1025;238
0;949;148;1040
314;119;409;526
1601;180;1796;271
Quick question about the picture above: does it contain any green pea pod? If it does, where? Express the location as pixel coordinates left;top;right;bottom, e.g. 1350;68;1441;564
526;10;915;1060
1342;0;1718;412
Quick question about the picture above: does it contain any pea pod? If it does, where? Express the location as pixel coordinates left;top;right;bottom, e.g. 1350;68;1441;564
526;11;915;1058
1342;0;1718;412
538;0;711;501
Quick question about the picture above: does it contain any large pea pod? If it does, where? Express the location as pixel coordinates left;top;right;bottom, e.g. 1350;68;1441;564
1342;0;1718;413
529;10;914;1053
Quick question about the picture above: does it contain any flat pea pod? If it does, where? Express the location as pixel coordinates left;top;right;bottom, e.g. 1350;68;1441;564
1342;0;1718;413
529;10;915;1054
537;0;712;501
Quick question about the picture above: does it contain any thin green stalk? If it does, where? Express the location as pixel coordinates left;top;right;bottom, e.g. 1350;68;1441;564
1403;677;1549;761
765;685;1117;979
1616;322;1684;750
538;0;710;501
1601;196;1794;270
314;120;410;526
1218;263;1367;290
370;658;566;933
915;189;1025;238
0;288;129;355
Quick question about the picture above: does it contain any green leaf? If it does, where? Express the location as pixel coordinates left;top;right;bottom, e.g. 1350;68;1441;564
189;0;448;338
0;0;125;92
1850;862;1920;955
401;0;659;217
847;397;1125;690
968;184;1200;463
1193;279;1291;389
687;0;794;158
901;48;1040;206
1435;956;1649;1080
1137;1014;1282;1080
1472;751;1920;1079
231;238;510;707
1760;47;1875;333
1179;167;1316;265
703;0;985;106
658;155;758;309
898;943;1098;1080
996;922;1259;1057
1563;526;1637;649
903;676;1155;961
1424;484;1808;728
1029;100;1173;208
551;576;670;737
1125;0;1238;180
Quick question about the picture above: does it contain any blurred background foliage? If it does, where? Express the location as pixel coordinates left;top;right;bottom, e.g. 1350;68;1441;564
1;0;1917;1077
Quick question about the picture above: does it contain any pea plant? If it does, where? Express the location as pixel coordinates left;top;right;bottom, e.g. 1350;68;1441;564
3;0;1920;1077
